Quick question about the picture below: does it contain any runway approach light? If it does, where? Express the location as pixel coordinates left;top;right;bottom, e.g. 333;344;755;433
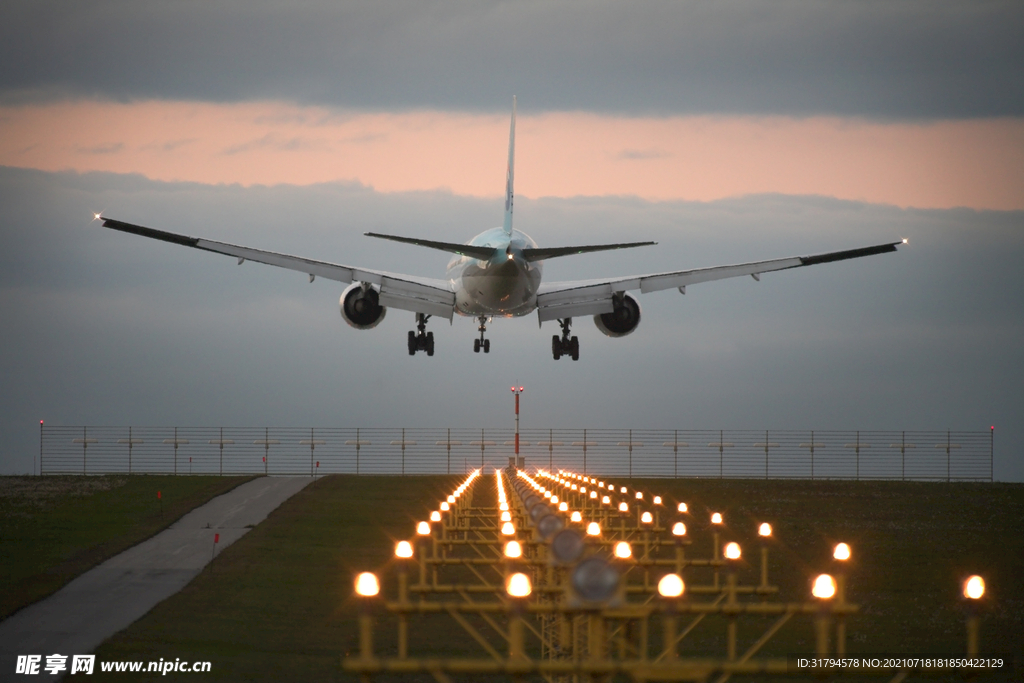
672;522;687;536
501;511;512;522
571;511;582;522
635;491;643;500
501;522;516;535
653;496;662;505
759;523;773;537
724;542;741;560
618;502;629;513
395;541;414;558
430;511;441;522
620;486;627;494
440;502;450;511
416;521;430;535
678;502;688;513
812;574;837;599
587;522;601;536
590;491;598;499
614;541;632;559
355;572;380;597
963;575;985;600
447;495;455;504
500;502;509;511
506;572;532;597
602;496;611;505
833;542;851;561
711;512;723;525
559;502;568;512
504;541;523;558
658;573;685;598
641;511;653;524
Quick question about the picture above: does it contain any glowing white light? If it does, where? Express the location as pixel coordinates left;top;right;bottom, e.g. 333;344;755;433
571;511;582;522
614;541;632;559
620;486;627;494
759;523;772;537
416;521;430;535
430;511;441;522
658;573;684;598
964;575;985;600
395;541;414;558
501;511;512;522
618;502;628;513
653;496;662;505
440;502;450;511
558;502;568;512
355;572;380;596
672;522;686;536
641;512;653;524
833;543;851;561
812;574;837;599
635;491;643;500
504;541;522;558
590;491;598;499
678;503;688;513
506;572;532;597
711;513;723;525
724;542;741;560
447;495;456;504
586;522;601;536
501;522;516;535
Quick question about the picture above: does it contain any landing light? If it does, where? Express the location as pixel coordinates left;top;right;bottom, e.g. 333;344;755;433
506;572;532;597
812;574;837;599
658;574;685;598
963;575;985;600
355;572;380;597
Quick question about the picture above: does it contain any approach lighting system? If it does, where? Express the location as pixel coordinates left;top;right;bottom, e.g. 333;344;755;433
672;522;686;536
586;522;601;536
635;491;643;499
416;521;430;535
759;523;773;537
571;511;583;522
430;511;441;522
812;574;837;599
724;542;741;560
501;522;516;535
395;541;414;558
506;572;532;597
440;502;450;511
658;573;685;598
614;541;632;559
834;542;851;561
653;496;662;505
641;512;653;524
504;541;523;558
559;502;568;512
355;572;380;597
711;512;723;525
501;511;512;522
618;502;629;513
963;575;985;600
678;502;688;513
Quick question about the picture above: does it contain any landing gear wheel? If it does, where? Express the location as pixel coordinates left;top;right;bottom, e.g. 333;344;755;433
483;339;490;353
408;330;417;356
426;331;435;356
570;336;579;361
474;339;481;353
552;335;561;360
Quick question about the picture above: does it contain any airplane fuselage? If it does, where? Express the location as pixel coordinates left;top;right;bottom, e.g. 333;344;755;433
449;227;543;317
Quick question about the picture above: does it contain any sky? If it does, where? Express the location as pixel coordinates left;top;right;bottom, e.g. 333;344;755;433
1;0;1022;479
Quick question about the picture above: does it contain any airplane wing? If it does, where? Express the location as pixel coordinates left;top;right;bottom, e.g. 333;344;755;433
535;240;904;322
99;218;456;320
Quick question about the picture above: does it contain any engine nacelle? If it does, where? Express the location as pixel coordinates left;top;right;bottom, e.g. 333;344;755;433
593;293;641;338
340;282;387;330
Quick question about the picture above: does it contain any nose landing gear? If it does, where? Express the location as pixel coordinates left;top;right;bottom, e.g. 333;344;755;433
408;313;435;356
552;318;579;361
474;315;491;353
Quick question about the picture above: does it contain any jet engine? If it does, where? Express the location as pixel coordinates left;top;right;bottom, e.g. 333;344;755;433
340;282;387;329
593;293;641;338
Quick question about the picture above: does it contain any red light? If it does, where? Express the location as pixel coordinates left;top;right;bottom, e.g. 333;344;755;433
40;420;44;424
511;387;514;391
519;386;524;391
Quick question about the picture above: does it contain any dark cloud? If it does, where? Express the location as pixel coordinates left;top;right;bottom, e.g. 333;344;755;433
1;1;1022;118
1;166;1021;480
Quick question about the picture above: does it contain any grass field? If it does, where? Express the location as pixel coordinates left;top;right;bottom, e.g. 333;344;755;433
86;475;1023;682
0;474;255;619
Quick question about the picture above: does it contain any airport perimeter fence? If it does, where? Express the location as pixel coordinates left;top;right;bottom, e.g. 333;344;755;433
39;426;994;481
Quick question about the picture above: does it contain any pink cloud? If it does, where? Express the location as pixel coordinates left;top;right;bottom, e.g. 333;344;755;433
0;100;1020;210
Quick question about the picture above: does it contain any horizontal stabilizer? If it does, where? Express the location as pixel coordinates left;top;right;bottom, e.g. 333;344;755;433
522;241;656;262
365;232;496;260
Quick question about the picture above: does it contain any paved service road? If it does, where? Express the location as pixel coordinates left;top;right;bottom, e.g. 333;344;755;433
0;477;311;681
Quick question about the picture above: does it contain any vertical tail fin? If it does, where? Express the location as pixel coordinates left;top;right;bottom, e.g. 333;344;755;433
502;96;516;236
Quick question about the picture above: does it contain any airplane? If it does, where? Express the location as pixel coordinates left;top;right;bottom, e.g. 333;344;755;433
96;97;904;361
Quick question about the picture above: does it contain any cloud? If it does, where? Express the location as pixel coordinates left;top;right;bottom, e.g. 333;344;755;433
0;1;1022;119
75;142;124;155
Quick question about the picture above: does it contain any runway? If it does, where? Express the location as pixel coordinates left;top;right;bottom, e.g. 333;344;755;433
0;476;311;681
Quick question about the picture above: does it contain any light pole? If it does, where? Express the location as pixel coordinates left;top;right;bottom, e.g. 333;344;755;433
511;386;524;469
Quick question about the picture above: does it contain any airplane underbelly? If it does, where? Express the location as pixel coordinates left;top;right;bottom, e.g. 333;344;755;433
454;266;538;317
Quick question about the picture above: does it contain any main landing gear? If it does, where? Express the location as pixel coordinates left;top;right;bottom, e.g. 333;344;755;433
474;315;491;353
552;318;579;361
408;313;434;356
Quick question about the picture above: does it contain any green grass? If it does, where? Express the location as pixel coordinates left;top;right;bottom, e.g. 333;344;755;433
87;476;1023;682
0;474;255;619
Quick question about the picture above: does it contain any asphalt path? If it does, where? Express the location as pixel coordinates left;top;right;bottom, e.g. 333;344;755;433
0;476;311;681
